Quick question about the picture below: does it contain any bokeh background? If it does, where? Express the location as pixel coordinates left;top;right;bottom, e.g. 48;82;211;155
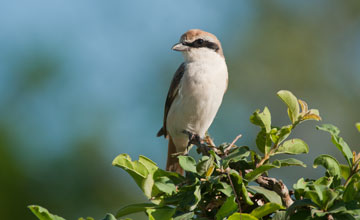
1;1;360;219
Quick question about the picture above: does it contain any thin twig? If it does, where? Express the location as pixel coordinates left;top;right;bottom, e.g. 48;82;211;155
227;171;242;213
256;142;278;168
224;134;242;155
204;135;223;154
204;135;216;147
256;153;270;168
256;175;294;207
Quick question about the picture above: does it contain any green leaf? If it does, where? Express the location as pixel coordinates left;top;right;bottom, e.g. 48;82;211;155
313;154;341;180
320;187;339;211
275;138;309;155
332;213;358;220
102;214;117;220
274;125;292;145
154;176;176;194
304;191;322;208
287;210;313;220
272;211;286;220
116;203;157;218
209;150;222;168
293;178;307;190
250;107;272;154
242;184;254;205
343;173;360;202
340;164;351;180
173;212;194;220
164;182;201;211
250;202;285;219
196;156;214;176
256;128;272;154
317;124;353;167
28;205;65;220
293;178;310;200
273;158;306;167
222;146;250;167
146;206;175;220
138;155;158;173
244;164;278;182
314;176;333;187
277;90;300;123
112;154;158;198
113;154;148;179
286;199;316;217
305;184;339;211
215;196;238;220
153;169;184;185
327;202;347;214
331;135;353;167
178;156;197;173
229;172;253;205
311;209;327;218
317;124;340;136
247;186;282;205
189;185;201;211
356;123;360;132
250;107;272;133
228;213;258;220
340;207;360;218
218;182;233;197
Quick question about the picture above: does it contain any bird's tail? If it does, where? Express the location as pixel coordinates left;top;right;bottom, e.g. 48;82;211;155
166;136;184;175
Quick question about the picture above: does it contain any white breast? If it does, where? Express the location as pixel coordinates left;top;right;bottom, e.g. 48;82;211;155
166;51;228;153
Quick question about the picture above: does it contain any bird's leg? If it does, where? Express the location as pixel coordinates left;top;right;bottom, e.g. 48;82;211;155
182;130;210;156
182;130;202;147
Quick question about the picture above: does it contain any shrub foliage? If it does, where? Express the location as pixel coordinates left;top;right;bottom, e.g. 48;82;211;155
29;90;360;220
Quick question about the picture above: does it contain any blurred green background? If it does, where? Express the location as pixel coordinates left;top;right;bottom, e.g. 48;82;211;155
1;1;360;219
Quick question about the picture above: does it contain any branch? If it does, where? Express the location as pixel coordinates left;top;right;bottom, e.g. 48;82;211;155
182;130;293;208
255;175;294;208
224;134;242;155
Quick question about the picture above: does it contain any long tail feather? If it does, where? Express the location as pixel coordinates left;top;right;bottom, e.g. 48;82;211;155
166;136;184;175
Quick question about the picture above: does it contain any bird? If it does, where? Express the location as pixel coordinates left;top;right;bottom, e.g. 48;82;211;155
157;29;228;174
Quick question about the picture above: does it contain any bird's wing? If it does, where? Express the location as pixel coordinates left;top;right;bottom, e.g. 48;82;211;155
157;63;185;137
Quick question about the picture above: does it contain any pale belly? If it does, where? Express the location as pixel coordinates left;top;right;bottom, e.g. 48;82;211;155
166;62;227;153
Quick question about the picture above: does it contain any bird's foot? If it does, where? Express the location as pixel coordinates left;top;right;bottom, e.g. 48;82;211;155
182;130;210;156
182;130;203;147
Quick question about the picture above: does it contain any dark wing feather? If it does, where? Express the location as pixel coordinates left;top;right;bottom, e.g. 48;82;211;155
157;63;185;137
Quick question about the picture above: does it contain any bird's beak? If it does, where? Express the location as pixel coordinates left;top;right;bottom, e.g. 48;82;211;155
172;43;188;51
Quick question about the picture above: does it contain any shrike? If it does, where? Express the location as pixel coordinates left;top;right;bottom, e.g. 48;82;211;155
157;29;228;174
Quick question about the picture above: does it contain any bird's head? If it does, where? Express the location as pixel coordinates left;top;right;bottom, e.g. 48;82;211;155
172;29;224;62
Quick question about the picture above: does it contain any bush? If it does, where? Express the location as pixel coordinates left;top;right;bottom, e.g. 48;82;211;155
29;90;360;220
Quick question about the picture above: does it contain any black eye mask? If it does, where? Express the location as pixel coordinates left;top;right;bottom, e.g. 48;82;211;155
183;39;219;52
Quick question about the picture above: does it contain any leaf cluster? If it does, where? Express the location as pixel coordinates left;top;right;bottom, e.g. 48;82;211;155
287;124;360;219
28;90;360;220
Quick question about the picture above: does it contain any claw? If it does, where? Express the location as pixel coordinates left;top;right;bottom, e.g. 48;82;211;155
182;130;203;147
182;130;211;156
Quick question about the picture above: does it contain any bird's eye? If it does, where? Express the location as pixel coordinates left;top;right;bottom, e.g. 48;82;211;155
195;39;204;45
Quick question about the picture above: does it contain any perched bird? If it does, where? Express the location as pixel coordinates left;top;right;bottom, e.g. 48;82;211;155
157;29;228;174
